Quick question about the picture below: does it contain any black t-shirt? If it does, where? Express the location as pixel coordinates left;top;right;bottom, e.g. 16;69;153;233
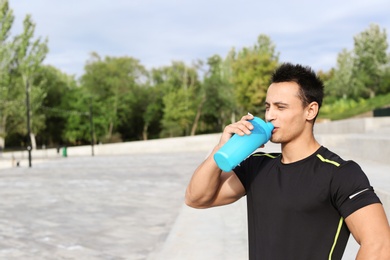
234;146;381;260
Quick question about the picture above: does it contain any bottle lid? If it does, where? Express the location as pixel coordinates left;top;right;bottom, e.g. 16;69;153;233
251;117;274;140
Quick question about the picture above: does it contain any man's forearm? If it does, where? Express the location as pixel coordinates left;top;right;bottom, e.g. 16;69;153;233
185;146;223;208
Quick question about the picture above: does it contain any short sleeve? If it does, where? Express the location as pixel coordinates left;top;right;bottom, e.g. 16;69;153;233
233;152;279;192
233;157;251;192
331;161;381;218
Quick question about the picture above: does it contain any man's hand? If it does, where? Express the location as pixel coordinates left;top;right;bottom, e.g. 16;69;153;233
218;113;255;148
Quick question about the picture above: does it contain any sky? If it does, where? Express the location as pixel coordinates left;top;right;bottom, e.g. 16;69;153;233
9;0;390;78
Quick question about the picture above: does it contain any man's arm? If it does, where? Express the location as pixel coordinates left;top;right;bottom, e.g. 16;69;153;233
345;203;390;259
185;114;254;209
184;147;245;208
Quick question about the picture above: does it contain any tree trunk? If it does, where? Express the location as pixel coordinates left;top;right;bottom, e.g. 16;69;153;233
369;89;375;98
190;95;206;136
142;123;148;140
108;121;113;141
0;115;6;149
0;137;4;150
30;132;37;150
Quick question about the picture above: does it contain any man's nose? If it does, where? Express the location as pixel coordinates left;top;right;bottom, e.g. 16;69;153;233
265;109;275;122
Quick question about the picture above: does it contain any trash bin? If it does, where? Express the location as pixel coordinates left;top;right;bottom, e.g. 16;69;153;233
374;107;390;117
62;146;67;157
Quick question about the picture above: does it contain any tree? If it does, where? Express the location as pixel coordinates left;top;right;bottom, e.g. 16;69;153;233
35;65;78;147
352;23;389;98
157;61;200;137
230;34;279;116
198;54;235;133
116;82;162;141
0;0;14;148
138;83;163;140
81;53;148;143
13;14;49;150
325;49;354;99
62;86;92;145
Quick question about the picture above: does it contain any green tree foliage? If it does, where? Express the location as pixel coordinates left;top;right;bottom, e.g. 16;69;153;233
116;82;162;141
0;0;14;147
199;55;235;133
230;35;279;116
323;24;389;103
140;70;165;140
352;23;389;98
13;14;49;149
0;2;48;149
325;49;354;99
378;65;390;95
155;61;200;137
35;65;78;146
62;86;91;145
80;53;148;143
139;84;163;140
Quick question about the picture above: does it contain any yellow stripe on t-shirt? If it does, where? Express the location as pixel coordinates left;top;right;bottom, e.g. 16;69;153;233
316;154;340;167
328;217;344;260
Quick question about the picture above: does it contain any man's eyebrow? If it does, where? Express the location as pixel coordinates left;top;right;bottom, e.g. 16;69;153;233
264;101;289;106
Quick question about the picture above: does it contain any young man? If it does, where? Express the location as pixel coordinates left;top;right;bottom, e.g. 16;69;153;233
185;63;390;259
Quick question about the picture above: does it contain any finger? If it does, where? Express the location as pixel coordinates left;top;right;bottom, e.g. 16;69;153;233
231;121;253;136
219;117;254;147
241;112;254;121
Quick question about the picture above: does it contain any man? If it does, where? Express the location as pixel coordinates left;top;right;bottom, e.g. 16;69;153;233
185;63;390;259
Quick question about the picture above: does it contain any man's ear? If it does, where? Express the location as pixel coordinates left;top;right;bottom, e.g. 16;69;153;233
306;102;319;121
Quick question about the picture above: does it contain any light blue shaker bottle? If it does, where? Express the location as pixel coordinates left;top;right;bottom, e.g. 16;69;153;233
213;117;274;172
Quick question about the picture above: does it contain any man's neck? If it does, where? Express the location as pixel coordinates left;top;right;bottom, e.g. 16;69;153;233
280;135;321;164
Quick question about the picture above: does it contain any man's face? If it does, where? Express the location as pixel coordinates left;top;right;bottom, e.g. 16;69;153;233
265;82;308;144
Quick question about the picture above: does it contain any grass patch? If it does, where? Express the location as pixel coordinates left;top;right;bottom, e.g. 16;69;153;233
318;93;390;120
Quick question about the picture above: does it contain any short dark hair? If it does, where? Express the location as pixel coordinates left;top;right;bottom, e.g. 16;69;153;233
271;63;324;111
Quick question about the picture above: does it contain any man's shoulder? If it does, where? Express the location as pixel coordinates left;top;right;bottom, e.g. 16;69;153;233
315;146;346;165
316;146;362;171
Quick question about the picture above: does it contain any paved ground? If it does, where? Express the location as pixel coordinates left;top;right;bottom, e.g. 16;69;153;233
0;153;204;259
0;146;388;259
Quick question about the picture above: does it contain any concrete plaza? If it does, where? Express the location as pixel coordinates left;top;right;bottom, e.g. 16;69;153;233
0;116;389;259
0;152;206;259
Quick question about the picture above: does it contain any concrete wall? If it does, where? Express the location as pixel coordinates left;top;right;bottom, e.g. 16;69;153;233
314;116;390;135
1;117;390;163
314;117;390;164
0;116;387;162
0;134;221;160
